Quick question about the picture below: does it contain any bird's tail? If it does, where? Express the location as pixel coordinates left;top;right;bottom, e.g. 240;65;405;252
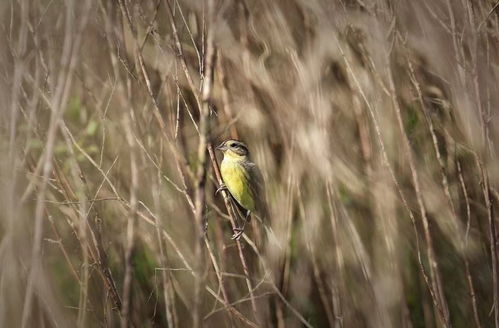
253;214;282;251
263;223;282;251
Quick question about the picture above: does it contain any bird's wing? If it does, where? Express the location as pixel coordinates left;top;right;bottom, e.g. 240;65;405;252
244;162;269;220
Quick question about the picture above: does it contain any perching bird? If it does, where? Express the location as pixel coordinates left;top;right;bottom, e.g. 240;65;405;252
216;139;268;238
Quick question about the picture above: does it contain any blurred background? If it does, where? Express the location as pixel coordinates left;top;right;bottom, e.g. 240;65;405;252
0;0;498;327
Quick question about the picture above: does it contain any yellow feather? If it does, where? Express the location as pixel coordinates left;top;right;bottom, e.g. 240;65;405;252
220;151;256;212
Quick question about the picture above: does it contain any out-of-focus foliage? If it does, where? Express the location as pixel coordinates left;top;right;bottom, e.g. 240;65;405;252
0;0;498;327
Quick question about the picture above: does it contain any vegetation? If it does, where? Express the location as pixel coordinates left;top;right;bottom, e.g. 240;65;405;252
0;0;498;327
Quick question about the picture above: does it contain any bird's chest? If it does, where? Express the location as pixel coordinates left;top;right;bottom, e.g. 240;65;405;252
220;159;254;211
220;160;246;199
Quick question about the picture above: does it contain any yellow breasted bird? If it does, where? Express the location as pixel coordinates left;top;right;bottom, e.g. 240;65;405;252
216;139;268;236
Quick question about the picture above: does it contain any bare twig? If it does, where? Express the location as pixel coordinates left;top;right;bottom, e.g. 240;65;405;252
192;0;215;326
21;1;92;325
207;145;259;319
338;37;448;327
120;114;138;328
163;0;202;112
152;148;177;328
457;161;482;328
387;56;451;327
242;236;314;328
475;156;498;328
216;54;239;139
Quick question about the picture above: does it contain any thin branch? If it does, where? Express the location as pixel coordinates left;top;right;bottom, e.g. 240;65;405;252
192;0;215;326
457;161;482;328
163;0;202;113
208;144;260;320
120;114;138;328
388;55;450;328
338;37;447;326
475;156;498;328
21;1;92;325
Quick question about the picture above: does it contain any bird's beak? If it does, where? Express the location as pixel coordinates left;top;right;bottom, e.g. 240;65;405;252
216;142;227;151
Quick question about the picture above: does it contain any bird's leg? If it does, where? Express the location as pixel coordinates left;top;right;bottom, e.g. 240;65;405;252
215;183;228;196
231;210;251;240
245;209;251;222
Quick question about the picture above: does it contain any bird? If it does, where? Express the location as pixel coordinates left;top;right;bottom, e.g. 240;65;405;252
216;139;268;239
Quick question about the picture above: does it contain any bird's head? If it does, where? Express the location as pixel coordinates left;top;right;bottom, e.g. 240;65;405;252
216;139;249;159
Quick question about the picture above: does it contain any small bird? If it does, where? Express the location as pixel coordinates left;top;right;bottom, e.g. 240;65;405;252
216;139;267;238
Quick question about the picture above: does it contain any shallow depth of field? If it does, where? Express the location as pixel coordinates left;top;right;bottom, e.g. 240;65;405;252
0;0;498;327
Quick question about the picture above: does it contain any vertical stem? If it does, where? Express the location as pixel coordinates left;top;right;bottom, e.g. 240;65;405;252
457;161;482;328
216;55;239;139
163;0;202;112
192;1;215;327
475;157;498;328
387;61;450;328
204;238;235;326
338;37;445;327
153;161;176;328
121;114;138;328
207;145;259;319
21;0;91;324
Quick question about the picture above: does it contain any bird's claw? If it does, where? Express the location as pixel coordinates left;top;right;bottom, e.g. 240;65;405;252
215;183;228;196
231;227;244;240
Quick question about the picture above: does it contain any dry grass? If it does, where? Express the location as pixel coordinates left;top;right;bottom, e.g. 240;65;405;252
0;0;498;327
